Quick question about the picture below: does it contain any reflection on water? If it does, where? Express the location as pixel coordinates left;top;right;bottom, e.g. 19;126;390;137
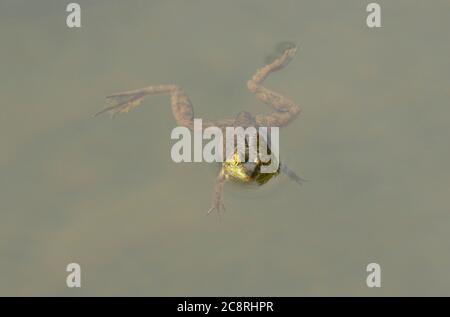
1;1;450;296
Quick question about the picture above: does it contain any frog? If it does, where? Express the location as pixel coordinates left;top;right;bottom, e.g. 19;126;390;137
95;42;305;215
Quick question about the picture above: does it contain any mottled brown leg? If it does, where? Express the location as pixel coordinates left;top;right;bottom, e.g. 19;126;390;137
247;46;301;127
95;85;195;129
207;169;227;216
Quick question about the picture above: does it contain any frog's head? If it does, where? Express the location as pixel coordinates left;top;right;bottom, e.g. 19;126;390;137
222;148;280;185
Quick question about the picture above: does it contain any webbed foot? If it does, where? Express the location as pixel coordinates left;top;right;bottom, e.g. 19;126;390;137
94;92;145;117
264;41;298;67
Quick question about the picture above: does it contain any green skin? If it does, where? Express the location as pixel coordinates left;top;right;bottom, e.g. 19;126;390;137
222;132;280;186
96;44;304;215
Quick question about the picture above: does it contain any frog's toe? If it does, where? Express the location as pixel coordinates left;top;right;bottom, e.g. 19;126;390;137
94;94;144;117
207;200;226;216
279;45;298;65
275;41;297;54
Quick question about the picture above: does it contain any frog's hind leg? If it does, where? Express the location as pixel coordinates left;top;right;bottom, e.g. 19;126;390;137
95;84;195;129
247;45;301;127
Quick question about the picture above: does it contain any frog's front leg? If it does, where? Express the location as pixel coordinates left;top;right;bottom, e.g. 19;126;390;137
207;169;227;216
247;45;301;127
95;84;195;130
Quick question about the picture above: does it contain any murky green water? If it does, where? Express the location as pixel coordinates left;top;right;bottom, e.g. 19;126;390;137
1;0;450;296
